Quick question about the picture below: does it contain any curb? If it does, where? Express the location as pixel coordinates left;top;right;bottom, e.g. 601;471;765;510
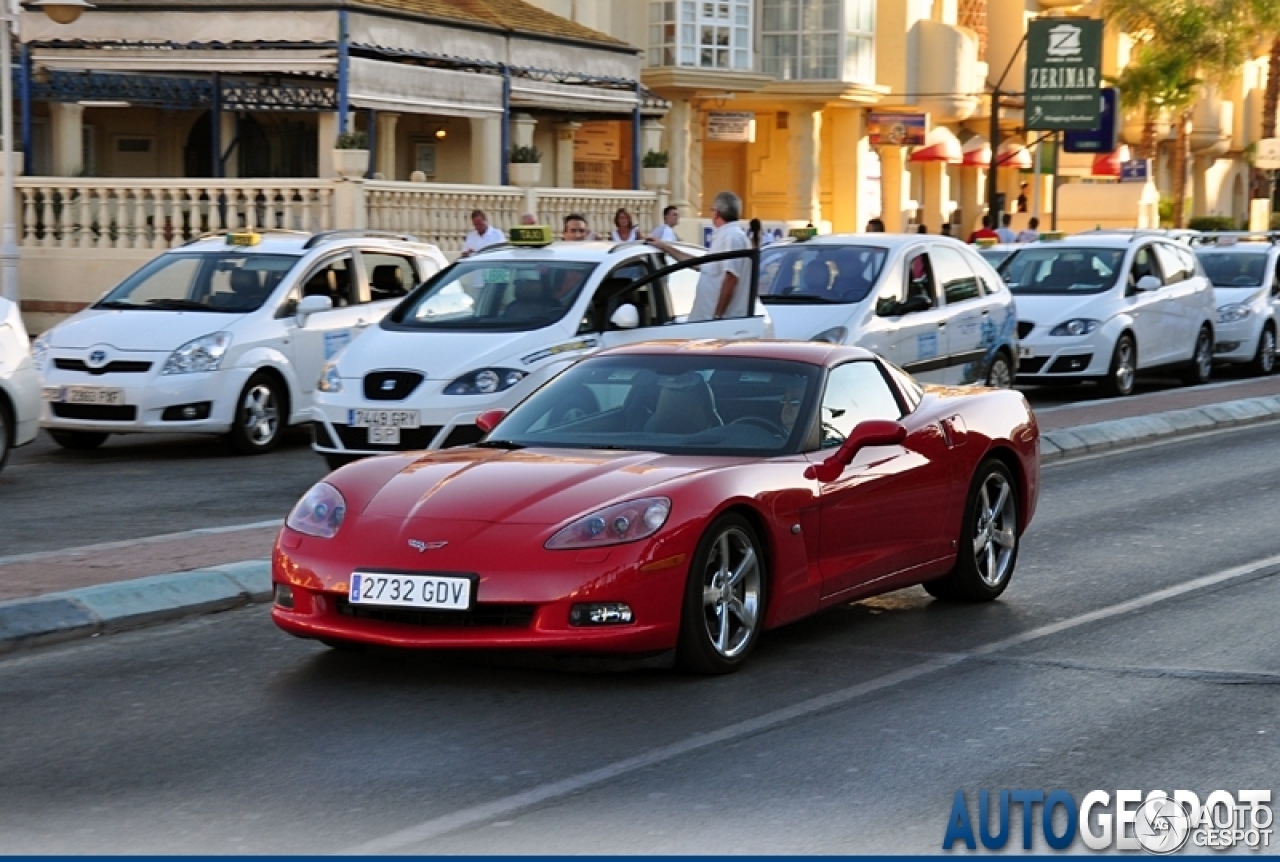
1040;394;1280;462
0;560;270;656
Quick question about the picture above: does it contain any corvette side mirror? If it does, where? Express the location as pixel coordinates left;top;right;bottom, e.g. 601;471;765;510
475;409;507;433
803;419;907;483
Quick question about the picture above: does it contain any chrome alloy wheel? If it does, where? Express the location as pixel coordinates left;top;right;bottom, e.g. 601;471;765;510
972;471;1018;588
1258;328;1276;375
1193;329;1213;380
241;382;280;446
986;353;1014;389
1112;338;1136;394
699;526;762;659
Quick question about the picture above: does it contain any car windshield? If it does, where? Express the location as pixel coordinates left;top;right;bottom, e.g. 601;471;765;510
486;354;822;457
978;248;1014;268
759;245;887;305
1196;252;1268;288
390;259;596;331
999;247;1124;295
94;252;299;313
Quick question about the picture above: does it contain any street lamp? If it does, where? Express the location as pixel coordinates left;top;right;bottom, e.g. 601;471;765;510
1;0;93;303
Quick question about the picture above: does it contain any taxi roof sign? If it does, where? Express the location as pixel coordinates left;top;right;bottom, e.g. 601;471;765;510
974;237;998;248
1039;231;1065;241
508;225;554;246
788;227;818;241
226;230;262;247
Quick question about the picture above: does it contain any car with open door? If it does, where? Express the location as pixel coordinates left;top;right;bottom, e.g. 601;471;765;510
274;340;1040;673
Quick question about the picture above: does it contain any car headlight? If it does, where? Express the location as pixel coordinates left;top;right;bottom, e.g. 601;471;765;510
545;497;671;550
444;368;526;395
162;332;231;375
285;482;347;539
811;326;848;344
1049;319;1100;337
318;362;342;393
30;332;50;373
1217;303;1251;324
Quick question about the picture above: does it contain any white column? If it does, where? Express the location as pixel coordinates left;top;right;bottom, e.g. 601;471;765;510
920;161;947;233
50;103;84;177
878;146;906;232
220;113;238;178
790;105;823;224
554;121;580;189
469;116;502;186
376;112;400;180
668;98;695;218
317;112;339;179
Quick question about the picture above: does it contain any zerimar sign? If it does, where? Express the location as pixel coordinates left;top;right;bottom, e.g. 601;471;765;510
1025;18;1104;131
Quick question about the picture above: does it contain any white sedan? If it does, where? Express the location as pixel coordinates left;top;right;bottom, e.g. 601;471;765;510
0;296;40;473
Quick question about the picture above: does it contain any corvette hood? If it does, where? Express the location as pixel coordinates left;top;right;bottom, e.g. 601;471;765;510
48;308;242;352
358;447;729;526
336;326;584;381
1011;293;1109;328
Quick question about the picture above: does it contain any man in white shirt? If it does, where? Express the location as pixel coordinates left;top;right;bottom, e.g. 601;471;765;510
995;213;1017;244
460;209;505;257
649;205;680;242
1015;216;1041;243
646;190;751;321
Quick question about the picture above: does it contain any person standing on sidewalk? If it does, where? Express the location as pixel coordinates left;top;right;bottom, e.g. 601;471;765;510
646;190;751;321
650;205;680;242
460;210;505;257
1016;217;1041;243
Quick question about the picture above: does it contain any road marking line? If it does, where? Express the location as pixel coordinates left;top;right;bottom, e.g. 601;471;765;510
340;553;1280;855
0;520;282;567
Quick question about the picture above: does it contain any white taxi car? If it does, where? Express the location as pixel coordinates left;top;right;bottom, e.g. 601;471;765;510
310;226;773;467
1191;233;1278;376
0;295;40;473
34;230;446;453
998;233;1216;396
760;232;1019;387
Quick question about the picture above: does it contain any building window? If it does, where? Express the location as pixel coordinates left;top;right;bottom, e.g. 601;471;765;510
761;0;875;84
648;0;752;71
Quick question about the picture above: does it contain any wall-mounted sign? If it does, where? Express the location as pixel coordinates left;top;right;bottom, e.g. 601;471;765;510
1025;18;1104;131
1256;138;1280;171
706;112;756;143
1063;87;1119;153
574;122;621;160
1120;159;1151;183
867;112;928;147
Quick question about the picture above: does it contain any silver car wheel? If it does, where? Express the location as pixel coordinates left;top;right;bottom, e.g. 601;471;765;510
972;471;1017;588
1194;329;1212;379
1113;338;1136;394
242;383;280;445
699;526;762;659
986;353;1014;389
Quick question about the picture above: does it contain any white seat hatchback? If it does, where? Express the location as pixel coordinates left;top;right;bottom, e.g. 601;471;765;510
0;295;40;474
34;230;446;453
1191;233;1279;376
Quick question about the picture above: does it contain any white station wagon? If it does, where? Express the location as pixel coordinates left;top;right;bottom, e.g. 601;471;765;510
34;230;446;453
0;295;40;473
310;228;773;468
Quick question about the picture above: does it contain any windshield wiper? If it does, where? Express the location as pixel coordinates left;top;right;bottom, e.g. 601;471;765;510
472;439;526;450
145;298;214;311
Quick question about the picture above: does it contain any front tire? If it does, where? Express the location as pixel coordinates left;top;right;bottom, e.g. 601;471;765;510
1180;325;1213;386
0;400;11;474
48;429;109;450
1249;325;1276;377
676;514;766;674
985;350;1014;389
227;372;286;455
924;458;1019;602
1099;334;1136;397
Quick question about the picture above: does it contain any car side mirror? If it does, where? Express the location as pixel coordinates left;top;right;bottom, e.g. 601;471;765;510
1135;275;1162;292
475;409;507;434
803;420;907;483
610;303;640;330
296;294;332;327
898;294;931;315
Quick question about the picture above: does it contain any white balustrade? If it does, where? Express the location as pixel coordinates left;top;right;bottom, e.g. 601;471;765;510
536;190;662;242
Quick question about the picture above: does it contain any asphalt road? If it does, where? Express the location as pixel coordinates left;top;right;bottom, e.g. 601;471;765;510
0;422;1277;853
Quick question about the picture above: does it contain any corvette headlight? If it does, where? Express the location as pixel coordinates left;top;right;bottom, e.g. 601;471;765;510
162;332;231;375
285;482;347;539
444;368;526;395
545;497;671;550
1049;319;1100;337
1217;303;1251;324
30;332;50;373
811;326;848;344
318;362;342;393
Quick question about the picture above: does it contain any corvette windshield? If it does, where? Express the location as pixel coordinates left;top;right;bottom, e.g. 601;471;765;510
999;247;1124;295
390;259;596;331
1196;252;1268;288
759;245;887;305
94;252;299;313
487;355;822;457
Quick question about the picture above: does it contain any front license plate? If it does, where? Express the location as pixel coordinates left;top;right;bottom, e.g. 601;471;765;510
368;426;400;445
349;572;472;610
349;408;420;429
1017;346;1036;360
44;386;126;405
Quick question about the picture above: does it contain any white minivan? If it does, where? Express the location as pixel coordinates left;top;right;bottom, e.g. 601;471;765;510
0;295;40;473
34;230;446;453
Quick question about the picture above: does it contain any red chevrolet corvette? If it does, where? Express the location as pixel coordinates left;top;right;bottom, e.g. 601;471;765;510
272;341;1039;673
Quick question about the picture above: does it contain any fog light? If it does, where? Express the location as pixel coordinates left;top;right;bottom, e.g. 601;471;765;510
161;401;212;421
273;583;295;609
569;602;634;626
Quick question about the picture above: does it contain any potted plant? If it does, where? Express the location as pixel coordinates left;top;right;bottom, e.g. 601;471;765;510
508;145;543;187
332;130;369;179
642;150;669;189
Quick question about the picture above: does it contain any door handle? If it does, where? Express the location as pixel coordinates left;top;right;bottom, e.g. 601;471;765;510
937;321;947;327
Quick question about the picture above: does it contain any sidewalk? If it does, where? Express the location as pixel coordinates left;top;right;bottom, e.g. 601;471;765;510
2;374;1279;653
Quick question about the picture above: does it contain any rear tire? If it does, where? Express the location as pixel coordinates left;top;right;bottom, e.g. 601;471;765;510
1099;334;1136;397
226;372;286;455
676;514;766;675
924;458;1019;602
985;350;1014;389
48;429;109;450
1180;325;1213;386
1248;325;1276;377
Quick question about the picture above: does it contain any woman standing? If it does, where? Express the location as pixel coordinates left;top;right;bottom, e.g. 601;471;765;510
610;208;640;242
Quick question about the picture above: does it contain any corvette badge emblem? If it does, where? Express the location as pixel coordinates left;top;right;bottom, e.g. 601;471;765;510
408;539;448;552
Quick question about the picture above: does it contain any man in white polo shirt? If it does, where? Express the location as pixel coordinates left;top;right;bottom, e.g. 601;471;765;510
460;209;505;257
646;190;750;321
649;205;680;242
